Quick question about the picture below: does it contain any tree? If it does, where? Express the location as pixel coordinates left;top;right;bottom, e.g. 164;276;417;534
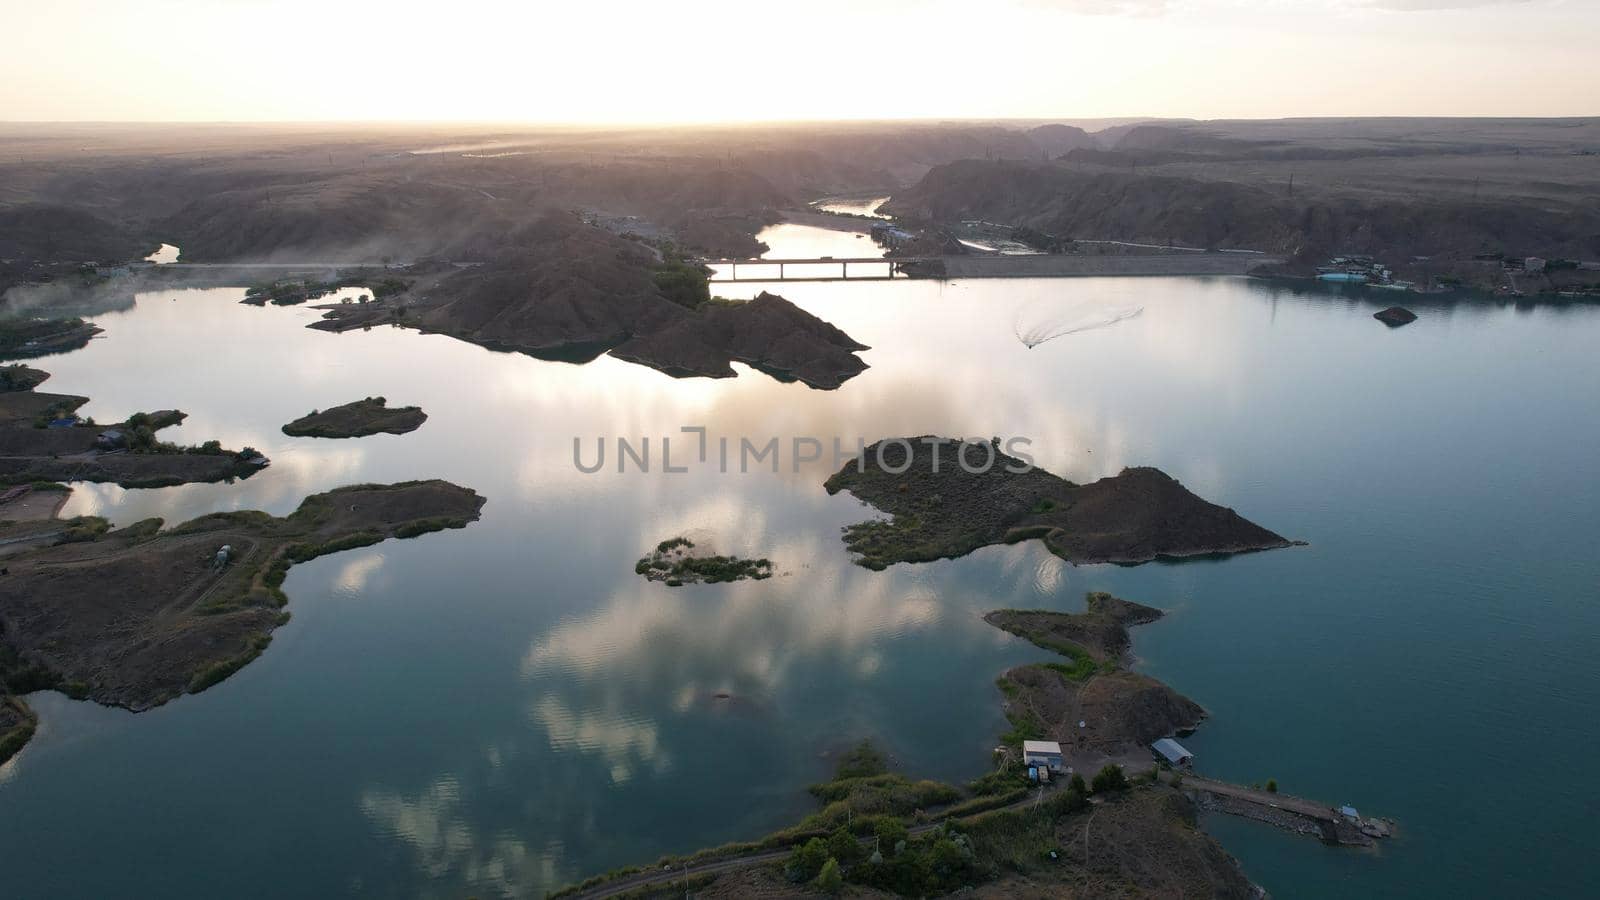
816;858;843;895
1266;779;1278;794
1091;763;1129;795
785;837;828;883
653;261;710;309
929;833;974;881
827;825;860;865
874;818;908;856
1068;773;1088;795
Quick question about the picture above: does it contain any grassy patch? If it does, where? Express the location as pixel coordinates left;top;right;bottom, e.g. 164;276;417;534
187;634;272;693
0;720;35;764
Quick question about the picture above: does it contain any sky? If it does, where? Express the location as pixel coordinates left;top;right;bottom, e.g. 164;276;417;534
1;0;1595;122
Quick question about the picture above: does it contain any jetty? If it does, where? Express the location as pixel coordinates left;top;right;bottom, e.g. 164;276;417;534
1179;774;1393;846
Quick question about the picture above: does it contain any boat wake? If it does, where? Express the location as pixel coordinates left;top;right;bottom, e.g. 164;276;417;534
1013;302;1144;348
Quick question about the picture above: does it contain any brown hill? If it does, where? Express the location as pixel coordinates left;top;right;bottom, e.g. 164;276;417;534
412;214;684;358
0;204;152;262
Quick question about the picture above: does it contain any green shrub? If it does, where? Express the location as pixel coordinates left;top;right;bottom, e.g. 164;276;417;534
1091;763;1129;794
827;825;860;865
653;261;711;309
786;837;828;883
816;857;843;895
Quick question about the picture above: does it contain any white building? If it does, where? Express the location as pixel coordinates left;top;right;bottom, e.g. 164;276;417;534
1022;740;1064;773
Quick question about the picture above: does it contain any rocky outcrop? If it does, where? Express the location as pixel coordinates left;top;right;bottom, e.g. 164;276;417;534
1374;306;1417;327
282;397;426;438
611;292;869;389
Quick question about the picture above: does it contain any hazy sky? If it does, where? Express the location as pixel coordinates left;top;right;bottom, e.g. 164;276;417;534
2;0;1595;122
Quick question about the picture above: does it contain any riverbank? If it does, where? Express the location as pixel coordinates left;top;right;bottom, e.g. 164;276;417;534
553;740;1261;900
940;252;1279;279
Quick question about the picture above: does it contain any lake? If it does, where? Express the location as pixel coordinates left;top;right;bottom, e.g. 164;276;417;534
2;227;1597;898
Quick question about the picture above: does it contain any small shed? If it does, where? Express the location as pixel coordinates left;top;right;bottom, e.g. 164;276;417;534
1022;740;1064;773
1152;738;1194;768
96;429;126;450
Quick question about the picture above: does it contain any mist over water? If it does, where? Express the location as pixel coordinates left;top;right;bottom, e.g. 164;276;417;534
1;225;1597;899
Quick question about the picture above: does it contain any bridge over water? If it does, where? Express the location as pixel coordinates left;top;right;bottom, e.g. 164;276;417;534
703;252;1278;283
703;256;935;282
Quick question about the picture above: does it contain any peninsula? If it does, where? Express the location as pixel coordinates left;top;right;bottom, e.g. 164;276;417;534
0;479;484;763
307;213;871;389
0;371;268;488
988;594;1205;775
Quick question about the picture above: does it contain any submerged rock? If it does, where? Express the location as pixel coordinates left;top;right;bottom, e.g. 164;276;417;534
1374;306;1417;327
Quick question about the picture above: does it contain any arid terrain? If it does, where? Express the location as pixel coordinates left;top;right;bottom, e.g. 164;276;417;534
4;118;1595;282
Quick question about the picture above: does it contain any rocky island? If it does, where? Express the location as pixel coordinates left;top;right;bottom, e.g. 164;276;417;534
281;396;427;438
0;371;268;488
824;438;1298;569
1374;306;1418;327
635;536;774;585
0;479;485;762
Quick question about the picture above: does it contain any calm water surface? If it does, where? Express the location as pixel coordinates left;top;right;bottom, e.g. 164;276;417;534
1;227;1598;898
812;196;890;219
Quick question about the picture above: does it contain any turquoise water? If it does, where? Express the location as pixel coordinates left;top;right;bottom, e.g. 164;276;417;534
1;250;1597;897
